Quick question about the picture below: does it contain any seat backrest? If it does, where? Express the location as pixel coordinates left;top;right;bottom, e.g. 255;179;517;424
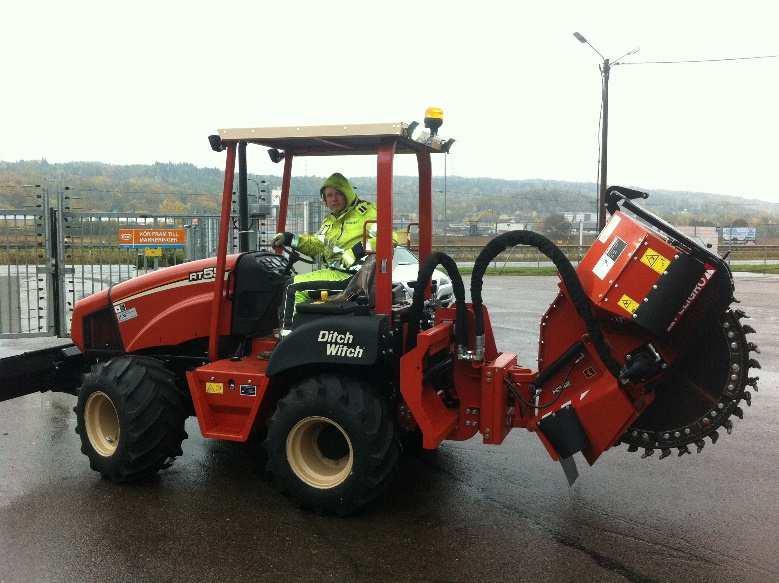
328;256;376;306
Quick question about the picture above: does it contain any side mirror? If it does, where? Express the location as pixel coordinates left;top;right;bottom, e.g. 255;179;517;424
268;148;285;164
208;135;225;152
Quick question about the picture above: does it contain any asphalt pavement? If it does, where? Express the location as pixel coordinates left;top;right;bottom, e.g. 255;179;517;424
1;274;777;582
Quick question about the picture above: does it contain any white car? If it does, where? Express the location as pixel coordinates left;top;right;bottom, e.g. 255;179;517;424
393;246;453;305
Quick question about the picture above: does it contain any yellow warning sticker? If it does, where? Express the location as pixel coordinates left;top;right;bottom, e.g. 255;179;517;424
618;294;640;314
640;248;671;274
205;382;224;394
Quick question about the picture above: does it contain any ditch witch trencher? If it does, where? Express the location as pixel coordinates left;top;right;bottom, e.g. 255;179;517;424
1;110;760;515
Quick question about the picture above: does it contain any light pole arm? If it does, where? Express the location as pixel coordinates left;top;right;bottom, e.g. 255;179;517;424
573;32;605;61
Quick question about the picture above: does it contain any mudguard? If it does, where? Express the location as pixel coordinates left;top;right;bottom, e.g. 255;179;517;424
267;315;387;376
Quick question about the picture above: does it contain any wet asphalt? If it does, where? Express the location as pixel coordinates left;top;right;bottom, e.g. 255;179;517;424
1;274;777;583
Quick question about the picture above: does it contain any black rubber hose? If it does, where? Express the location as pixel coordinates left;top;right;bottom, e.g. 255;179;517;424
470;230;622;380
406;252;467;351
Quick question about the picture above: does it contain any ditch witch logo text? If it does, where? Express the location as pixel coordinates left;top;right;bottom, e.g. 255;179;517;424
318;330;365;358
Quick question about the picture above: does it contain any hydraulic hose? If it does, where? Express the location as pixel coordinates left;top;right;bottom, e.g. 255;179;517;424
470;230;622;380
406;252;468;351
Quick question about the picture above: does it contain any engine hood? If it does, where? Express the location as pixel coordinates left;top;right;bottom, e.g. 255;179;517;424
110;254;241;304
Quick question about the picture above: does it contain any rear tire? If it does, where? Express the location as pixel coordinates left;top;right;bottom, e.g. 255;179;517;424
75;356;188;482
265;374;399;516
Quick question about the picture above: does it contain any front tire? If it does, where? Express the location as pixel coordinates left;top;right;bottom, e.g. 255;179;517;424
265;374;399;515
75;356;188;482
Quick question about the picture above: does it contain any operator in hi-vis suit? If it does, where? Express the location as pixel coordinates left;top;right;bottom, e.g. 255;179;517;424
273;172;381;331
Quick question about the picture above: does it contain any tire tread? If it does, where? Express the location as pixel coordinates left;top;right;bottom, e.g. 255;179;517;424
264;373;398;516
75;356;187;482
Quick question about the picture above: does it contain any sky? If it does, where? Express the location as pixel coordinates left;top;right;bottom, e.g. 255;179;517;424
1;1;777;202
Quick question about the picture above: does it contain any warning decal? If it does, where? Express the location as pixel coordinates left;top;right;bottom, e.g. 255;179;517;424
641;248;671;274
597;214;621;243
240;385;257;397
593;237;628;280
205;382;224;394
618;294;640;314
113;303;138;323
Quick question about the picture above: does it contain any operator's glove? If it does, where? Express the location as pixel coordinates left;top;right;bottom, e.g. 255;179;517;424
271;232;297;250
340;242;366;269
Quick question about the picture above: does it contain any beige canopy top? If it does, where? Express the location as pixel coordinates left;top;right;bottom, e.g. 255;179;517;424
215;122;453;156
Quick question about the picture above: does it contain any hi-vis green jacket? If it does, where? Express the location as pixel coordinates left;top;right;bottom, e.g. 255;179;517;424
296;173;379;268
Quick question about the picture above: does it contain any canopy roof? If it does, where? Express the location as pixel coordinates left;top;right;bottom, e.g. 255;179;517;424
215;122;452;156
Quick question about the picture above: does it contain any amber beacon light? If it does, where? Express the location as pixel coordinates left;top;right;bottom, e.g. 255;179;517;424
424;107;444;136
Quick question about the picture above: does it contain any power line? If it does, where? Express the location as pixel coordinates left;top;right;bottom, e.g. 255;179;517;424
617;54;777;66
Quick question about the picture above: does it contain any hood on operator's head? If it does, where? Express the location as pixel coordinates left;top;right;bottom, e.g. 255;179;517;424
320;173;358;208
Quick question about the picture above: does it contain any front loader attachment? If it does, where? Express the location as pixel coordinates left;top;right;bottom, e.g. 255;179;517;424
0;344;83;403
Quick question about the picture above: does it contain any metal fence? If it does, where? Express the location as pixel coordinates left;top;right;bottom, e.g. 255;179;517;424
2;185;777;337
425;243;779;267
0;188;324;337
0;207;51;335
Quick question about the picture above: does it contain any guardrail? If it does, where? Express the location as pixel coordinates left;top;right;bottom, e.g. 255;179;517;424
427;244;779;265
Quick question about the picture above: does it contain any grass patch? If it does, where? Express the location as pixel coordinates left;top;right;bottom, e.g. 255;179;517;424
730;264;779;274
456;266;559;276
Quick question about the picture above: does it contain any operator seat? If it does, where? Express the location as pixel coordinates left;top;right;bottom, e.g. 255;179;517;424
293;256;376;322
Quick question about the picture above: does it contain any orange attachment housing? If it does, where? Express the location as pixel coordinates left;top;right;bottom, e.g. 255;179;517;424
186;339;276;441
577;211;683;320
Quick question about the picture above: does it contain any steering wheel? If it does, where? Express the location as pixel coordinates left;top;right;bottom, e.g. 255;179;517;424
278;246;316;275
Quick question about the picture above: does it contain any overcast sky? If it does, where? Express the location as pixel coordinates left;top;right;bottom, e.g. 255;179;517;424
2;1;777;202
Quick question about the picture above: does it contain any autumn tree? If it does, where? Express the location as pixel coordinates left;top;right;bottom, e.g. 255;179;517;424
541;213;572;242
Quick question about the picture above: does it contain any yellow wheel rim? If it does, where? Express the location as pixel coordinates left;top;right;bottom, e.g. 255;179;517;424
286;416;354;489
84;391;120;457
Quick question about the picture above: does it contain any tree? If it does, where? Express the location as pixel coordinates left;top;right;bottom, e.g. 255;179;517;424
159;198;188;213
542;213;571;242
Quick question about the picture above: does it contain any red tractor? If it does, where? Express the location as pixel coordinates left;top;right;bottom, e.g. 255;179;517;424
1;114;760;515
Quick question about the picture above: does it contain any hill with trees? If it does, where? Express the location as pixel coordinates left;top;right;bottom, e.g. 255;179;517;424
1;160;777;228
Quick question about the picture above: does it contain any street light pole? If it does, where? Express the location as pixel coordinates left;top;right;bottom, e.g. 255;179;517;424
574;32;637;230
443;153;448;249
599;58;610;230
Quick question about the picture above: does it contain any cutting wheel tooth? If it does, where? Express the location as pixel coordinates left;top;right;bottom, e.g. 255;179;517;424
748;358;762;370
695;440;705;453
724;419;734;435
627;444;639;452
677;446;691;457
733;307;746;317
710;431;720;444
641;448;654;458
734;407;744;419
747;376;759;391
742;324;756;334
744;391;752;406
747;342;760;354
659;448;672;460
